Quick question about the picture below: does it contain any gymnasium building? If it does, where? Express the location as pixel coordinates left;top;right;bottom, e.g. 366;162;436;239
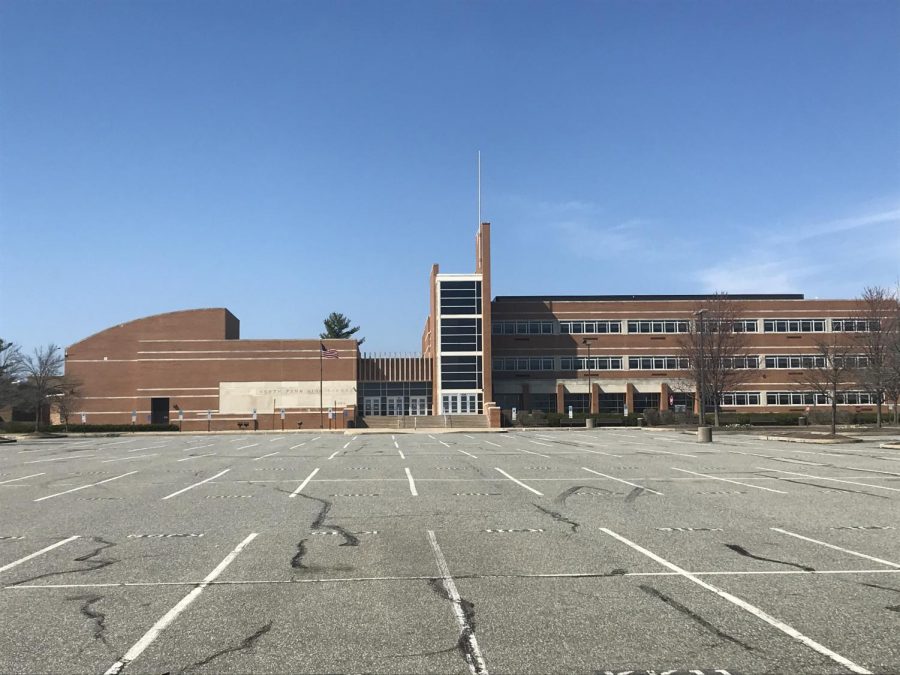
65;223;878;430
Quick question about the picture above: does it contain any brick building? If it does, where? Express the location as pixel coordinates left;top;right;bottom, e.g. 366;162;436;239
66;222;885;429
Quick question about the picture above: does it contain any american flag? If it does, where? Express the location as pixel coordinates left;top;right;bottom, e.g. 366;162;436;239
320;344;339;359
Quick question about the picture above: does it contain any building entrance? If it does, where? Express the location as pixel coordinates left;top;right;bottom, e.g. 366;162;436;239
441;393;478;414
363;397;380;416
386;396;404;416
150;397;169;425
409;396;427;416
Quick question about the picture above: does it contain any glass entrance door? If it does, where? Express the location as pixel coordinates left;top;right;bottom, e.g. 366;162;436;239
386;396;404;416
363;397;380;416
409;396;427;416
441;394;478;414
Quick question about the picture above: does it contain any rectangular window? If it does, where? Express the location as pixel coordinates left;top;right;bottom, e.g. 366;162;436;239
763;319;826;333
440;318;481;352
530;393;557;412
633;392;661;412
721;392;761;406
440;355;482;389
627;356;689;370
599;393;625;414
559;320;621;334
626;320;688;334
722;356;759;369
439;280;482;315
732;320;759;332
563;393;590;414
832;319;879;332
764;355;826;369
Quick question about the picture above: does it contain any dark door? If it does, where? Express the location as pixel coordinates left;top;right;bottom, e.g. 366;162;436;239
150;397;169;424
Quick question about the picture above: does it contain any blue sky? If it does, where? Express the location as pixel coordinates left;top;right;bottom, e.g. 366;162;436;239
2;0;898;355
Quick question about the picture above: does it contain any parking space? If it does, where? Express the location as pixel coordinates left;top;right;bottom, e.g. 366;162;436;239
1;428;899;673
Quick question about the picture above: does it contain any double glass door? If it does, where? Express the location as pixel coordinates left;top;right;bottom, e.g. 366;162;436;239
386;396;404;416
441;393;478;414
409;396;427;416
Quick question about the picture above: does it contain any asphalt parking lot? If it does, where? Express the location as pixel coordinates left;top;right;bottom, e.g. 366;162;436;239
1;428;899;675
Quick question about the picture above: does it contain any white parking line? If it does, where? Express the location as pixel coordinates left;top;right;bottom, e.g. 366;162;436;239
759;467;900;493
236;443;259;451
327;451;340;460
439;440;451;448
252;452;280;461
672;468;788;494
161;469;230;500
639;447;698;459
771;528;900;568
290;442;306;449
176;453;217;462
289;468;320;498
24;454;95;464
127;445;168;453
398;449;406;459
102;532;258;675
840;466;900;477
483;440;502;448
102;454;158;463
405;467;418;496
426;530;488;675
600;527;872;675
729;450;826;466
268;437;283;442
343;441;352;449
516;447;550;459
455;448;478;459
0;472;45;485
35;472;138;502
393;440;399;449
580;467;664;495
494;468;542;496
527;439;553;448
580;448;622;458
0;536;81;573
181;444;214;452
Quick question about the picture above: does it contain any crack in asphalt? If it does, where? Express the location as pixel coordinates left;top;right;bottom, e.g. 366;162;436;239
724;544;815;572
532;503;580;533
67;593;111;648
760;475;889;499
426;578;484;674
858;581;900;614
553;485;614;505
639;584;753;651
178;622;272;673
10;537;118;586
290;539;309;570
624;486;646;503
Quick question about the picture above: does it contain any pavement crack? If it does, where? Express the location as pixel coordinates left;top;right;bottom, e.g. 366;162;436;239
179;622;272;673
10;536;118;586
639;584;753;651
426;578;484;674
724;543;815;572
290;539;309;570
67;593;111;648
624;486;645;502
553;485;612;505
532;503;579;533
760;475;888;499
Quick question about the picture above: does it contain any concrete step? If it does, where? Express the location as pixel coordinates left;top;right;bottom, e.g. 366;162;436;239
359;415;489;429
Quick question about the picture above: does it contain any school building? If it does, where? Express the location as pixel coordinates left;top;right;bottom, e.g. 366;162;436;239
65;223;878;430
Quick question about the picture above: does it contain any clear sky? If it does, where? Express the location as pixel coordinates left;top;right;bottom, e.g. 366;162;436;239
2;0;898;355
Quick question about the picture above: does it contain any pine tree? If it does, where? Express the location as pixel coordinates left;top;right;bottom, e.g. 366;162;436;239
320;312;365;345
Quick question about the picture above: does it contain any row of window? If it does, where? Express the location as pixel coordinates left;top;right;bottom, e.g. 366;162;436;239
500;390;875;412
439;280;482;316
765;391;876;406
492;353;869;372
492;317;877;335
440;318;483;352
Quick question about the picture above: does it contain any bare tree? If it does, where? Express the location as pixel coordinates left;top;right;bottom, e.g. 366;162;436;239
852;286;900;427
797;336;856;437
676;294;753;427
20;344;66;431
52;379;82;432
0;339;24;413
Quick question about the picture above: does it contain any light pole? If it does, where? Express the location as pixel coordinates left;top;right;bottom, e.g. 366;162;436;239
694;309;711;442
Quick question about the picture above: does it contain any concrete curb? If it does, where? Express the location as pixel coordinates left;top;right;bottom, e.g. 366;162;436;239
756;434;862;445
348;428;507;435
